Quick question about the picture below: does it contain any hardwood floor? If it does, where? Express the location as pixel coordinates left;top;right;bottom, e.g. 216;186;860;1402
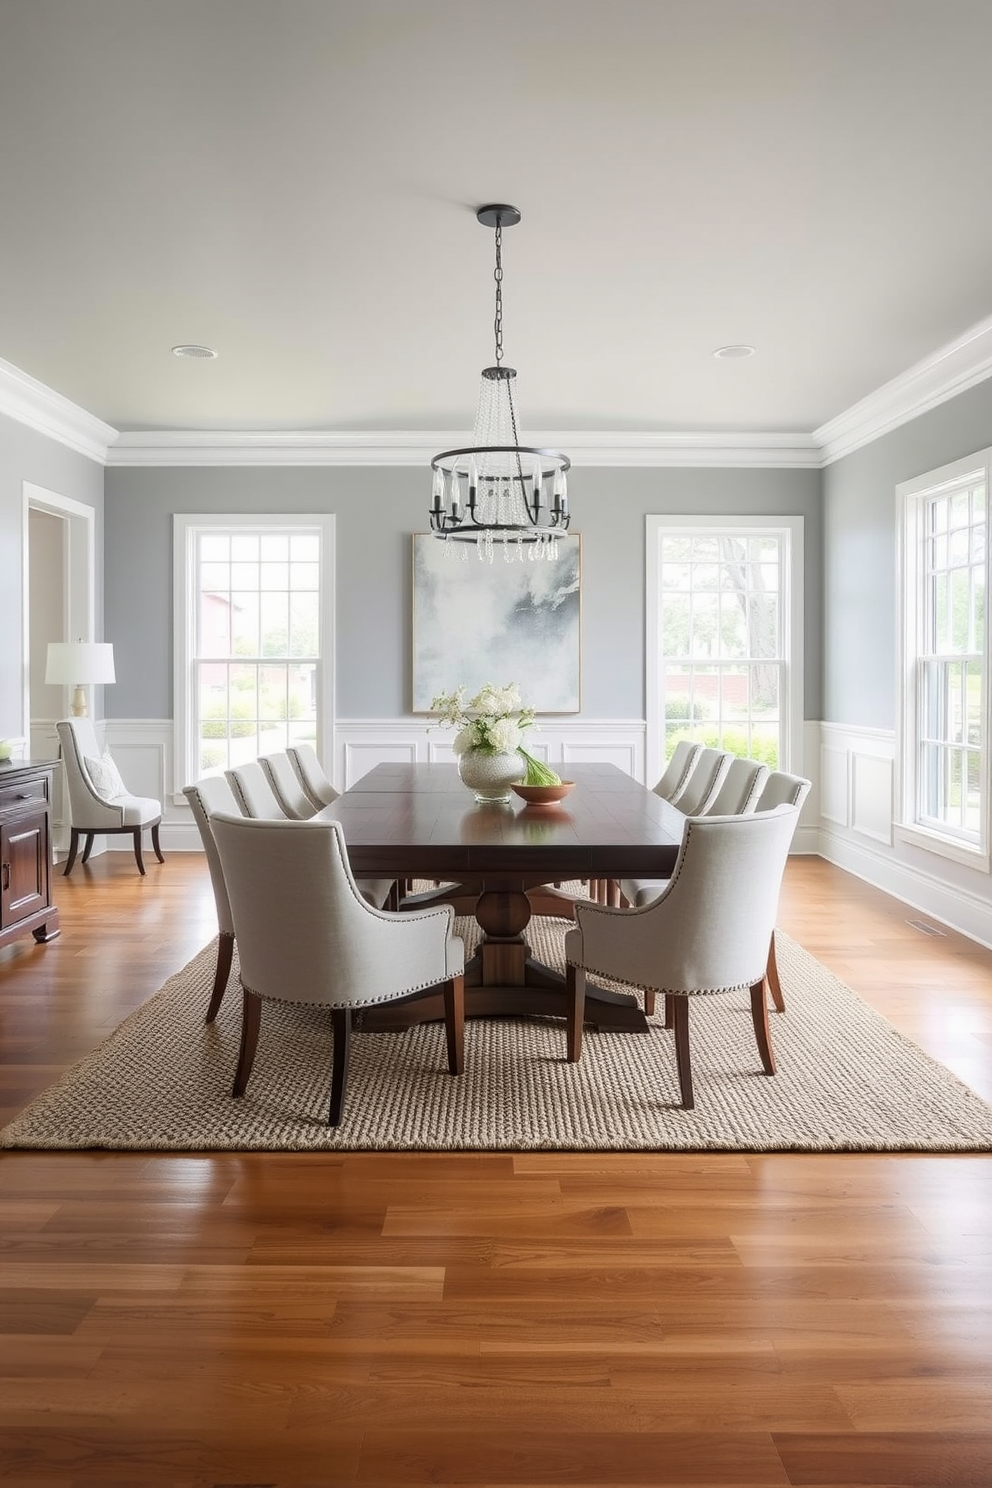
1;851;991;1486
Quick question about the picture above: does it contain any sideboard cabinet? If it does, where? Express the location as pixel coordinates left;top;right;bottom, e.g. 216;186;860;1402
0;760;60;950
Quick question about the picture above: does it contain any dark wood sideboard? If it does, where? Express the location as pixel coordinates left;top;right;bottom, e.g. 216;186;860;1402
0;759;60;950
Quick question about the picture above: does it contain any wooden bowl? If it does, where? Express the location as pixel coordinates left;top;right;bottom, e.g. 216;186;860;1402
511;781;575;808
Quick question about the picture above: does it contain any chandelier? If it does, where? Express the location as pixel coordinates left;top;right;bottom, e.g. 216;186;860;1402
430;205;570;563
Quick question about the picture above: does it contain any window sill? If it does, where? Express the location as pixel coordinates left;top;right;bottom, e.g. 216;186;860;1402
894;822;990;874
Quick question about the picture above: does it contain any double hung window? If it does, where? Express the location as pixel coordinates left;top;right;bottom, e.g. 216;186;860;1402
898;451;989;868
174;514;334;791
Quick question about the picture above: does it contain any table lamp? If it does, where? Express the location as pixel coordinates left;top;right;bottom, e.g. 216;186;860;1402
45;641;116;717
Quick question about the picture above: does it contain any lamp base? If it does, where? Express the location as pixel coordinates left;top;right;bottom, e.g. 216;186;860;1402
70;686;88;717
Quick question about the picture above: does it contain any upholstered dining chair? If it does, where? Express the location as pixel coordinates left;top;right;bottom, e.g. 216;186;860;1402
210;814;466;1126
227;759;394;908
225;761;287;819
259;752;318;819
670;747;732;817
754;771;812;1013
286;743;339;811
56;718;164;876
564;805;800;1109
182;774;241;1022
619;756;769;911
653;739;702;804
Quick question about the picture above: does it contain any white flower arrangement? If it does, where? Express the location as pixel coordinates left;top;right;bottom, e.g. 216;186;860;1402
430;683;562;784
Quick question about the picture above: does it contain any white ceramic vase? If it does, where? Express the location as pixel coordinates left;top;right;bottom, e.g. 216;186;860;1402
457;748;525;804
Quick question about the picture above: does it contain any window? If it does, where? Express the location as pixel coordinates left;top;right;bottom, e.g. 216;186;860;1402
174;515;334;793
898;450;989;869
645;516;803;786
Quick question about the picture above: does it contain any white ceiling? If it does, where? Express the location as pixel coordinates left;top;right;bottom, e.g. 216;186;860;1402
2;0;992;442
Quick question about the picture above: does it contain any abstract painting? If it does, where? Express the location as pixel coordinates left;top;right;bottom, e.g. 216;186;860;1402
412;534;581;712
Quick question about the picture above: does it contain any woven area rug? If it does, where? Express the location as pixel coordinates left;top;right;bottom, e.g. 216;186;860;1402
4;918;992;1152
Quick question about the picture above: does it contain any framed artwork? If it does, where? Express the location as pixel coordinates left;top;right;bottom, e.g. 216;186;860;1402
412;534;582;713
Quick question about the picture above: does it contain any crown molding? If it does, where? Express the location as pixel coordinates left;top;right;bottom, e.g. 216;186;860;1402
104;427;821;468
815;313;992;465
0;356;117;464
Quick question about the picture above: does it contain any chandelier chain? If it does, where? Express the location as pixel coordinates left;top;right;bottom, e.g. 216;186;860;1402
493;219;504;366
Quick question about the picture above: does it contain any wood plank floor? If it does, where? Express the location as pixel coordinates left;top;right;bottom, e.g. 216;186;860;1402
1;852;990;1487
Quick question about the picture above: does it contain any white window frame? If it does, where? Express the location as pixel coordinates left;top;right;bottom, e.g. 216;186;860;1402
896;448;990;871
645;514;804;787
172;513;335;801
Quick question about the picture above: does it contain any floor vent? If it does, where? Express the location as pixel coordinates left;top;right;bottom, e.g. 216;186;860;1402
907;918;946;936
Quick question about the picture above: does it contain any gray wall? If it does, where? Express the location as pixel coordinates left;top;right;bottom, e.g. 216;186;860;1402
103;464;824;722
823;378;992;728
0;411;104;740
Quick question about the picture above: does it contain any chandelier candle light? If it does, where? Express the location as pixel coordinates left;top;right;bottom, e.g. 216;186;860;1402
430;683;563;803
430;205;571;565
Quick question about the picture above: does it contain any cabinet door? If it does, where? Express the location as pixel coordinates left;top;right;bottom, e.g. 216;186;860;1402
1;809;50;929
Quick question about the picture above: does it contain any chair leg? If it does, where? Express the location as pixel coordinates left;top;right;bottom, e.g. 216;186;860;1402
205;932;235;1023
329;1007;352;1126
80;832;96;865
749;979;777;1076
664;993;675;1029
232;988;262;1096
132;829;146;876
766;931;785;1013
151;821;165;864
670;996;694;1109
566;963;586;1062
63;829;81;875
443;973;465;1075
644;990;657;1016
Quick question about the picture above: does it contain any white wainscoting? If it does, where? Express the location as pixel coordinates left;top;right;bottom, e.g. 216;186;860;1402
817;721;992;948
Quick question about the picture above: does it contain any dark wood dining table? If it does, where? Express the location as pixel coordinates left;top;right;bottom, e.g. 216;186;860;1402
319;761;685;1034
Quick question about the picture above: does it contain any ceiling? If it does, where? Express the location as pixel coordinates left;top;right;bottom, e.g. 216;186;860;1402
2;0;992;441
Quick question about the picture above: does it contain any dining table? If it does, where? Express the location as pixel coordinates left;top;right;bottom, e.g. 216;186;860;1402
318;761;685;1034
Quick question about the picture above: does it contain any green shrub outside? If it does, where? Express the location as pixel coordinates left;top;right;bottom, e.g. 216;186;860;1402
666;726;778;769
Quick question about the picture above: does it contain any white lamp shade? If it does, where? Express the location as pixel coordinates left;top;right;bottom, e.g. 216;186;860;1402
45;642;116;686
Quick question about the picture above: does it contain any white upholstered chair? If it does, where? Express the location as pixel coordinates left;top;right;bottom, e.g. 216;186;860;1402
182;774;242;1022
225;761;286;819
671;747;732;816
56;717;163;876
653;740;702;803
210;814;466;1126
619;757;768;910
227;759;394;909
564;805;800;1109
286;743;339;811
259;752;318;819
754;771;812;1012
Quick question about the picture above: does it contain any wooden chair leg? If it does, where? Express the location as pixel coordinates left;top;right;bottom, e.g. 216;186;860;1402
232;988;261;1096
566;963;586;1062
443;973;465;1075
151;821;165;864
644;990;657;1016
664;993;675;1029
749;979;777;1076
766;931;785;1013
132;829;146;876
80;832;96;864
205;932;235;1023
328;1007;352;1126
670;996;694;1109
63;829;81;875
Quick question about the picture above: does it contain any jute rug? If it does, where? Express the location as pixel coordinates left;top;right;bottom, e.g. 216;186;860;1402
3;918;992;1152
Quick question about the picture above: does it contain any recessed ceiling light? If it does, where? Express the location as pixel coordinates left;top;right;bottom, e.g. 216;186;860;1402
713;344;755;359
171;344;217;359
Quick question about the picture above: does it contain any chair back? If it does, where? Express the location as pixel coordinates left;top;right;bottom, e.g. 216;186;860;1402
182;775;240;935
653;740;702;803
673;747;732;816
225;761;288;818
56;718;122;829
755;770;812;814
286;744;338;810
705;757;768;816
259;752;317;819
211;814;409;1008
634;805;800;994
